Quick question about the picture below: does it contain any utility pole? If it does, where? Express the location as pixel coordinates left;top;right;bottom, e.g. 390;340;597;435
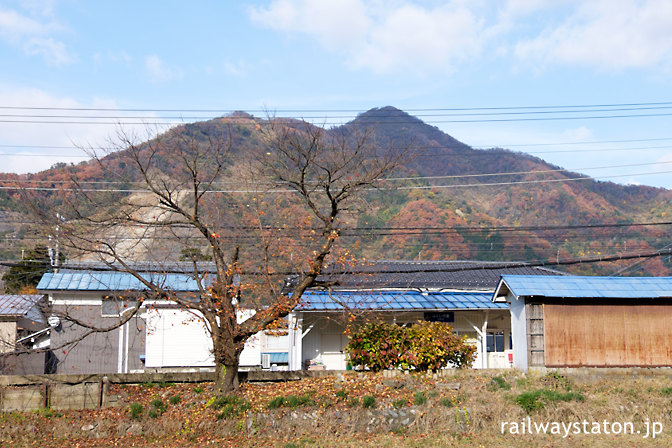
48;213;65;273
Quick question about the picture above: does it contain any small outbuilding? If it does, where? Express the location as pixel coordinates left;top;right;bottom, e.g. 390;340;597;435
37;266;284;374
0;294;53;374
287;260;564;371
493;275;672;372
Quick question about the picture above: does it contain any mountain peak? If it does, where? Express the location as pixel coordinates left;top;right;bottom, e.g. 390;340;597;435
353;106;419;123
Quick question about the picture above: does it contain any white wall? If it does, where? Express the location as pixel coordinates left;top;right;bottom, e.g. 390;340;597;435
508;293;528;372
145;307;263;368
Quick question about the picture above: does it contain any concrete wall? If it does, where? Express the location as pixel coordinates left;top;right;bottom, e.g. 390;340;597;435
0;370;341;412
0;380;109;411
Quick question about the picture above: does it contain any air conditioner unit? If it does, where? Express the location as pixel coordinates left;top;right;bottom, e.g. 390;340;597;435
261;354;271;369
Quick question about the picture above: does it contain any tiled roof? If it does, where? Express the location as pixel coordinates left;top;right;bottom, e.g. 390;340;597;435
495;275;672;300
316;260;564;291
0;295;45;322
296;290;507;311
37;272;207;292
59;261;218;274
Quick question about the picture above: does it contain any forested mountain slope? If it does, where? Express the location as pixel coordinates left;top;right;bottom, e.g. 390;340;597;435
1;106;671;277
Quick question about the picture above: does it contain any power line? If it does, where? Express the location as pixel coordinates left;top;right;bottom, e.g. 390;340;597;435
1;159;671;184
3;101;672;113
2;246;670;275
0;137;672;150
4;112;672;126
5;105;672;121
5;136;672;152
1;167;671;193
2;219;671;233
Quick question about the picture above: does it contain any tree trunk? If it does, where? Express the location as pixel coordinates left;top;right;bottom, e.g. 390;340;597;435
214;353;240;394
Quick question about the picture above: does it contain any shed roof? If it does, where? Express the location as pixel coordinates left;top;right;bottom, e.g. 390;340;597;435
296;290;507;312
37;271;205;292
493;275;672;302
313;260;564;291
0;295;45;323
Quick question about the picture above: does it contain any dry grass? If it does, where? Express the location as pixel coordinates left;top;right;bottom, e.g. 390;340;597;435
3;370;672;447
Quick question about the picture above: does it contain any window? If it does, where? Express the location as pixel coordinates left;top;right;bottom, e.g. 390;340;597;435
486;331;505;352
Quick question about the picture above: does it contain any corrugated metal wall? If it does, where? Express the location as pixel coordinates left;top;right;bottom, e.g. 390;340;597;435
544;301;672;367
52;303;146;374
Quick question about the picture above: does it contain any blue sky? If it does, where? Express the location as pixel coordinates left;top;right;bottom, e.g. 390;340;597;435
2;0;672;188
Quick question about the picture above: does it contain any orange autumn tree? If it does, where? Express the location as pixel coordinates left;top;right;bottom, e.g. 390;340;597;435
36;116;404;393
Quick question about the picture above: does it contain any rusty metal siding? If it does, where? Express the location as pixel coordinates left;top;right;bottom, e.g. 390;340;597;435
544;301;672;367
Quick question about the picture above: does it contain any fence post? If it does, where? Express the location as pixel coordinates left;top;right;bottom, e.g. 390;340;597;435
98;378;103;409
42;382;49;408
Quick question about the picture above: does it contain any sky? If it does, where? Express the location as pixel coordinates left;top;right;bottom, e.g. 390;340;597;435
2;0;672;188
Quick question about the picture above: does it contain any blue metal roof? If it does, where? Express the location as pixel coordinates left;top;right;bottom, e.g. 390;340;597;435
37;271;205;292
296;290;507;311
497;275;672;300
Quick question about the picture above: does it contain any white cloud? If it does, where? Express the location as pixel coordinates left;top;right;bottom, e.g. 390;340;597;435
251;0;672;74
145;55;181;83
25;36;74;65
0;6;74;66
514;0;672;70
0;8;48;37
249;0;370;49
249;0;486;75
0;87;167;174
352;4;484;74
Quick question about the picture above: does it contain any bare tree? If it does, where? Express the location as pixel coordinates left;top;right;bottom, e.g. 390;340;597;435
33;116;403;392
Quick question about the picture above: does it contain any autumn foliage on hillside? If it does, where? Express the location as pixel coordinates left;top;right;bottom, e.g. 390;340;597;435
1;107;672;276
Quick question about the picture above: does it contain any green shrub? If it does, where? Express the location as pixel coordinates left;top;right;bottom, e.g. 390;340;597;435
406;321;477;370
347;398;359;407
268;396;285;409
216;402;250;420
151;398;165;410
210;395;246;410
169;395;181;405
335;389;348;400
362;395;376;409
129;403;143;420
661;387;672;395
346;321;476;371
392;398;407;409
148;409;159;419
345;322;406;371
194;386;204;394
489;376;511;391
209;395;250;419
515;389;585;413
35;408;62;418
413;391;427;405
